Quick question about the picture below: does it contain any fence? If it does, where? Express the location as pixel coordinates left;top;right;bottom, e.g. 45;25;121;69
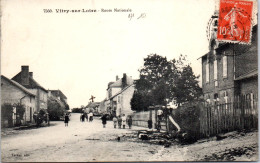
200;94;258;138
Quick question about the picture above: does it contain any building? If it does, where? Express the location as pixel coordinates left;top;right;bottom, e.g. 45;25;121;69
1;75;36;126
106;73;134;116
97;99;108;114
12;66;48;111
48;90;67;104
200;13;258;104
109;84;135;116
85;102;100;115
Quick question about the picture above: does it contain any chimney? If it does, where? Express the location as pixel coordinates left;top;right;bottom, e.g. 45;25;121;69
122;73;127;88
21;66;29;86
116;75;119;81
29;72;33;78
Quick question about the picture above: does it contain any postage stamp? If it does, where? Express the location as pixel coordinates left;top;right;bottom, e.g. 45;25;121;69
217;0;253;44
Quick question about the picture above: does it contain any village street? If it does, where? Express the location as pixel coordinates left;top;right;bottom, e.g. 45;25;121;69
1;113;258;162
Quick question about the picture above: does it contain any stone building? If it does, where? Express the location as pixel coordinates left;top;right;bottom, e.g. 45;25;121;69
12;66;48;111
1;75;36;126
200;13;258;104
106;73;134;116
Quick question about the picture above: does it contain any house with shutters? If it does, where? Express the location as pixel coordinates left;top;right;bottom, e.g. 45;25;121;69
200;13;258;105
12;66;48;112
1;75;36;126
106;73;134;116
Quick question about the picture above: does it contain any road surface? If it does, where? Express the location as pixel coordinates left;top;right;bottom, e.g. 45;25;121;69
1;113;258;162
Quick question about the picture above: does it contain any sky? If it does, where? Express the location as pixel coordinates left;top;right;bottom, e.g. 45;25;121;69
1;0;256;108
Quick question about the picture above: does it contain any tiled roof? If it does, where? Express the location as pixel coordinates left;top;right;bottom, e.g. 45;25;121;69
1;75;36;97
109;84;134;100
235;69;258;81
12;72;48;92
49;90;67;99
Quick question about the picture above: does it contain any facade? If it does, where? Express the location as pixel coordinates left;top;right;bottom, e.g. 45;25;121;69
12;66;48;112
106;73;134;116
201;13;258;104
110;84;135;116
1;75;36;125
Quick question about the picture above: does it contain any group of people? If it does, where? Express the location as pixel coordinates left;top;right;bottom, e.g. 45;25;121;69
101;114;133;129
112;114;132;129
80;112;94;122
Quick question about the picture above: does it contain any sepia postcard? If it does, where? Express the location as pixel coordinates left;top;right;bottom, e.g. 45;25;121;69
1;0;258;162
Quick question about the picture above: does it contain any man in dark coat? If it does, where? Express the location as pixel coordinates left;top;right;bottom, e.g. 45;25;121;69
64;113;69;127
128;116;133;129
101;114;107;128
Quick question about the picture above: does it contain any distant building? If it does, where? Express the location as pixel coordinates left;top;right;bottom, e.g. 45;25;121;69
110;84;135;116
1;75;36;126
98;99;108;114
12;66;48;111
48;90;67;104
200;13;258;104
85;102;100;115
106;73;134;116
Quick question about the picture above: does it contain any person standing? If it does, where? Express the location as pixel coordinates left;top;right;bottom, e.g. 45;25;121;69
101;114;107;128
127;116;132;129
122;114;127;129
81;113;85;122
118;115;122;129
64;113;69;127
113;116;118;128
85;113;88;122
89;112;93;122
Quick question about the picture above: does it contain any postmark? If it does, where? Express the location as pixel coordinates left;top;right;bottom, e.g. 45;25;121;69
217;0;254;44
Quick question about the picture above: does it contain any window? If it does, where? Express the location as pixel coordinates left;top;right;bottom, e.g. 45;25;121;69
214;60;217;80
223;55;227;78
206;63;209;83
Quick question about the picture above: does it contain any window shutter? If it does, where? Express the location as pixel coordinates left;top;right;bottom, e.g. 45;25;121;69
223;55;227;78
206;63;209;83
214;60;217;80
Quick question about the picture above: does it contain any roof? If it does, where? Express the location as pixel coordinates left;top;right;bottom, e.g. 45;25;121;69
12;72;48;92
108;76;134;88
235;69;258;81
110;84;134;100
86;102;100;108
49;90;67;99
1;75;36;97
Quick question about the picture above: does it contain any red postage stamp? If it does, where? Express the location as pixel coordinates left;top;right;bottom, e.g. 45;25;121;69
217;0;253;44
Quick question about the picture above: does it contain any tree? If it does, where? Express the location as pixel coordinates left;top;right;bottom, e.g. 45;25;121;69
174;65;202;105
131;54;202;111
131;54;179;111
65;103;70;110
47;98;66;120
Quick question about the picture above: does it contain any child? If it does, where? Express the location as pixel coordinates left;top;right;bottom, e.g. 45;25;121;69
118;115;122;129
113;116;118;128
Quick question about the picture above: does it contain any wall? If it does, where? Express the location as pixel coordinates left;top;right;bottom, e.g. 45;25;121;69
121;85;134;116
132;111;156;128
1;78;36;124
31;88;48;111
235;26;257;78
239;77;258;95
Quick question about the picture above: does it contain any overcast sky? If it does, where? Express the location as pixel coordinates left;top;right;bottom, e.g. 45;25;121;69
1;0;256;108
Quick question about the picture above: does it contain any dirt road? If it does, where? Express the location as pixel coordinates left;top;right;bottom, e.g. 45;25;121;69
1;113;258;162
